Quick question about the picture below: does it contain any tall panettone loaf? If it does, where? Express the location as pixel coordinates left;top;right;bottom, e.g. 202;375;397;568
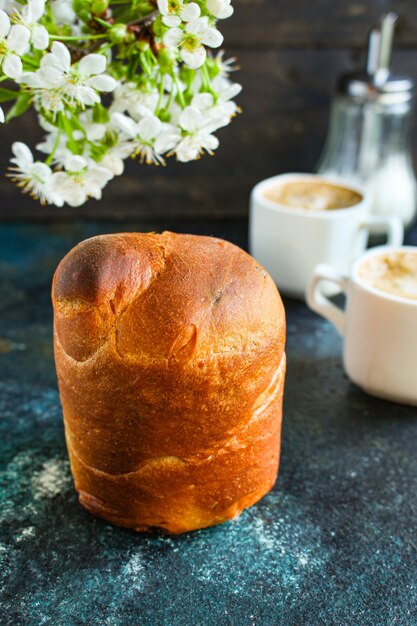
52;232;286;533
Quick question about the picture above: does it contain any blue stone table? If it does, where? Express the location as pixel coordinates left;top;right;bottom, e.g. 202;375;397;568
0;221;416;626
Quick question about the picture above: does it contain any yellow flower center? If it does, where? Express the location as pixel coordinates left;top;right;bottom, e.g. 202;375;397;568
168;0;182;15
181;33;199;51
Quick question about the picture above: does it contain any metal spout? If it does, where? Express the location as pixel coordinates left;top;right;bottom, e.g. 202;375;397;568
367;12;397;85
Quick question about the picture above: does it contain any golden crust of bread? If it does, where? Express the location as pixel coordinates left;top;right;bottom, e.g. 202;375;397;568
52;232;286;533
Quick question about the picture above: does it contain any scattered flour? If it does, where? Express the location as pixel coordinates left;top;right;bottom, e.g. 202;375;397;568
15;526;36;543
32;458;71;500
0;543;7;566
194;492;327;594
1;451;37;522
121;551;146;592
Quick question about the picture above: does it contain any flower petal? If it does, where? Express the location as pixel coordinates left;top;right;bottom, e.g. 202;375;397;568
164;27;182;48
175;137;199;162
79;53;106;77
3;53;23;79
111;112;138;138
11;142;34;169
51;0;76;23
39;65;63;85
200;132;219;152
192;92;214;110
186;16;208;35
221;5;233;18
162;15;181;27
65;155;88;172
157;0;168;15
179;106;203;132
32;24;49;50
0;105;4;123
76;85;100;106
59;182;89;207
207;0;233;18
51;41;71;70
86;74;117;92
100;153;124;176
86;165;113;186
154;130;181;154
0;10;10;39
7;25;30;55
180;45;206;69
201;26;223;48
31;162;52;182
138;115;162;142
133;103;156;119
28;0;46;22
86;123;106;141
220;81;242;101
182;2;200;21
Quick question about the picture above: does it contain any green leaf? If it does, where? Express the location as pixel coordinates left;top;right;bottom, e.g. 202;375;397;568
0;87;20;103
6;92;32;122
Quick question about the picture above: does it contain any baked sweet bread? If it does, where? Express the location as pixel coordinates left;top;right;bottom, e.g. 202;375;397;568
52;232;286;533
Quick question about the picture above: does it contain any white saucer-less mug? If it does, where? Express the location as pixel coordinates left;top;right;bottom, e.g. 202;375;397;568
307;246;417;406
249;173;403;299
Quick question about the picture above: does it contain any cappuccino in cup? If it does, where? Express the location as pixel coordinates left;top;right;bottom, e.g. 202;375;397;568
307;246;417;406
358;250;417;301
250;173;403;298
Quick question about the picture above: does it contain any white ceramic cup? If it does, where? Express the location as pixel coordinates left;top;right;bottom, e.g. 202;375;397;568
249;173;404;299
307;245;417;406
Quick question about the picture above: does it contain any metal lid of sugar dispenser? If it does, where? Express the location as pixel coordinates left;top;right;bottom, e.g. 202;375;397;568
338;13;414;103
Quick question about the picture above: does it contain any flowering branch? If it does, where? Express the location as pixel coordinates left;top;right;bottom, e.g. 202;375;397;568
0;0;240;207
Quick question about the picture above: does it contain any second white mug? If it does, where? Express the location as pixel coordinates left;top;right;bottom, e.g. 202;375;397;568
307;246;417;406
249;173;404;299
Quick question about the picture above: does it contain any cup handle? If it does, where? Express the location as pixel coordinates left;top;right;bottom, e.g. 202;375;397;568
306;264;348;336
360;214;404;247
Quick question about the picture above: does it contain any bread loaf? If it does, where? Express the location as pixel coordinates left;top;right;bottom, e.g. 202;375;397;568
52;232;286;533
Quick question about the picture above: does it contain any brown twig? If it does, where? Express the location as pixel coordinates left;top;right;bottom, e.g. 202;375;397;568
127;10;158;27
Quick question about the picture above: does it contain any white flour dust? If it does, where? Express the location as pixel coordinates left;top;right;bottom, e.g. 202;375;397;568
121;551;147;592
32;458;71;500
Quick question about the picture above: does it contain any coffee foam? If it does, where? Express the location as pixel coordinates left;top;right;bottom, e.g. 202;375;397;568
263;181;363;211
358;251;417;301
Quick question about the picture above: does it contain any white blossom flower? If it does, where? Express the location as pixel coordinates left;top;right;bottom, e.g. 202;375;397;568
190;80;241;129
164;16;223;69
36;129;72;167
37;112;133;177
0;10;30;78
207;0;233;19
3;0;240;208
51;0;76;24
20;43;117;112
214;51;238;77
172;106;220;161
49;155;113;207
98;142;134;176
111;112;176;164
73;110;107;141
110;81;159;120
14;0;49;50
8;142;61;205
157;0;200;27
79;111;134;175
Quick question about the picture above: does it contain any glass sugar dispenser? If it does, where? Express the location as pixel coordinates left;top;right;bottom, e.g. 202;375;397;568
317;13;417;229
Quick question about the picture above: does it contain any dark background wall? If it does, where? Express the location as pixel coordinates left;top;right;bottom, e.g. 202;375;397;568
0;0;416;221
